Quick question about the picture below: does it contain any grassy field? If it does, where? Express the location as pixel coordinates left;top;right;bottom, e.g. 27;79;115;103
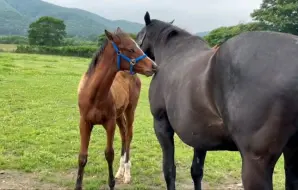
0;52;285;189
0;44;17;52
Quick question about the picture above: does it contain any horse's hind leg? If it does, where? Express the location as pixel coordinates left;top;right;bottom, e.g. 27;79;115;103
115;115;126;180
191;149;206;190
240;150;281;190
235;122;292;190
122;107;136;184
103;119;116;190
154;115;176;190
283;132;298;190
75;118;93;190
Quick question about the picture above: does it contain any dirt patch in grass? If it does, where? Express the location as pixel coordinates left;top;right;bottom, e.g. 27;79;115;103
0;169;243;190
0;170;67;190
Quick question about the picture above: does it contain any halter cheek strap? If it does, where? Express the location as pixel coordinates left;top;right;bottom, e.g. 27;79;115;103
111;42;147;75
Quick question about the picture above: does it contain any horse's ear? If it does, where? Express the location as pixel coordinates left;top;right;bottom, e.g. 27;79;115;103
144;11;151;26
105;29;114;41
169;19;175;24
116;27;122;33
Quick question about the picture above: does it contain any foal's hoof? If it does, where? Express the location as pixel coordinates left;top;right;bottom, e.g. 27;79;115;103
123;175;131;184
115;168;124;180
115;172;123;179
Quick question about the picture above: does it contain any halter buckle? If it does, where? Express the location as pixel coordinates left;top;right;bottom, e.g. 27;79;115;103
130;59;136;66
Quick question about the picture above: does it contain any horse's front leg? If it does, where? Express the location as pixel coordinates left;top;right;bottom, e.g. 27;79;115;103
191;149;206;190
75;117;93;190
154;116;176;190
103;119;116;190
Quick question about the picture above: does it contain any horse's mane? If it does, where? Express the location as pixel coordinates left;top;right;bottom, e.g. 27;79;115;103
150;19;208;45
86;38;108;75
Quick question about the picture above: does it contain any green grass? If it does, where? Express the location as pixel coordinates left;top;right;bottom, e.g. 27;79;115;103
0;52;285;189
0;44;17;52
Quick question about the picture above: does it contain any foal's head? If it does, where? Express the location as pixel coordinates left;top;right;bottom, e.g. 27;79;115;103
104;27;158;76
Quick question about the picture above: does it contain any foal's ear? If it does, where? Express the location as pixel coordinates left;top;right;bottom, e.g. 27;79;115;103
105;29;114;41
116;27;122;34
144;11;151;26
169;19;175;24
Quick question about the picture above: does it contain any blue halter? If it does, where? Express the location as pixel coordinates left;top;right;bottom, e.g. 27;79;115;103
111;42;147;75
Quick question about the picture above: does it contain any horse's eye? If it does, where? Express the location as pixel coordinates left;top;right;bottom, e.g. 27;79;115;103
128;49;135;53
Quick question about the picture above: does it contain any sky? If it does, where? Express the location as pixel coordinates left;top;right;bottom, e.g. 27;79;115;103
43;0;263;33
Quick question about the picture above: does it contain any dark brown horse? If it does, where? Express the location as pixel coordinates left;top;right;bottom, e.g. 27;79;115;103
136;12;298;190
75;27;157;190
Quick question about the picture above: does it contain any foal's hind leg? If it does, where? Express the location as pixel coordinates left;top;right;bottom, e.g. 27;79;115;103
115;115;126;180
103;119;116;190
122;107;136;184
154;115;176;190
283;132;298;190
191;149;206;190
75;118;93;190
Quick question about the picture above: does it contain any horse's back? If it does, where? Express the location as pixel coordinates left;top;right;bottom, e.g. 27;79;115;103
215;31;298;130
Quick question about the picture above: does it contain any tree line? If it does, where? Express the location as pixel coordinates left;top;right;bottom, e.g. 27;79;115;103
204;0;298;46
7;0;298;57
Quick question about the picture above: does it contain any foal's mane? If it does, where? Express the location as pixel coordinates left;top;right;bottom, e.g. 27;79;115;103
86;38;108;75
86;31;132;76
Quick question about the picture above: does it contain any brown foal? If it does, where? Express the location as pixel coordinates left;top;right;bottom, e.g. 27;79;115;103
75;27;157;190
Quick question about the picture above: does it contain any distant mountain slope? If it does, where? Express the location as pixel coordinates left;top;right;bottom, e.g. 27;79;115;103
196;31;209;37
0;0;144;37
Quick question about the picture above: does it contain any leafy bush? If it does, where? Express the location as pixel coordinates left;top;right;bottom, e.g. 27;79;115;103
15;45;97;58
63;37;97;46
204;22;268;46
0;35;28;44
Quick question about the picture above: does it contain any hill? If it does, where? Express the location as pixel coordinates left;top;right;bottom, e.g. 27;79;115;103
196;31;209;37
0;0;144;37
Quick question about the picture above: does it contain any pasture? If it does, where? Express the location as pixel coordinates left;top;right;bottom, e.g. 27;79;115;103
0;52;285;189
0;44;17;52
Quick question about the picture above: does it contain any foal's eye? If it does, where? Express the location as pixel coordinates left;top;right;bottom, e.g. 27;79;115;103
128;49;135;53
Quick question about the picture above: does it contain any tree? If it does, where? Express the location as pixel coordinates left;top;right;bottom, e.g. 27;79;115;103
28;16;67;46
251;0;298;35
204;22;268;46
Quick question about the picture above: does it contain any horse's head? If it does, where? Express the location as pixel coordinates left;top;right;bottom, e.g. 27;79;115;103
136;11;174;61
105;27;158;76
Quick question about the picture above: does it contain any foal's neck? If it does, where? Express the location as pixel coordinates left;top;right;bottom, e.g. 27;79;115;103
87;44;118;102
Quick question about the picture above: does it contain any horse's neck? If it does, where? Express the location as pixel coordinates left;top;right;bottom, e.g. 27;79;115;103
154;36;209;64
86;53;117;102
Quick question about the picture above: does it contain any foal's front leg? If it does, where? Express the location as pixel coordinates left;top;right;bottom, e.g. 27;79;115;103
103;119;116;190
191;149;206;190
75;118;93;190
154;116;176;190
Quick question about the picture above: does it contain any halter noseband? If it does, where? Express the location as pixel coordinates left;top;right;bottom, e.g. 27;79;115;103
111;42;147;75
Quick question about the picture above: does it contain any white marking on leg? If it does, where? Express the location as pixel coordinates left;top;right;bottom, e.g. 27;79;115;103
115;153;125;179
123;160;131;183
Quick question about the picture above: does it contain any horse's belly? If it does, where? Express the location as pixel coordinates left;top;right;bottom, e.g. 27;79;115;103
170;118;233;150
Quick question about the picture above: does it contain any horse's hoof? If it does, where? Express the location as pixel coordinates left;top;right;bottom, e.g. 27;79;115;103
74;187;82;190
115;172;123;179
115;169;124;179
123;175;131;184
